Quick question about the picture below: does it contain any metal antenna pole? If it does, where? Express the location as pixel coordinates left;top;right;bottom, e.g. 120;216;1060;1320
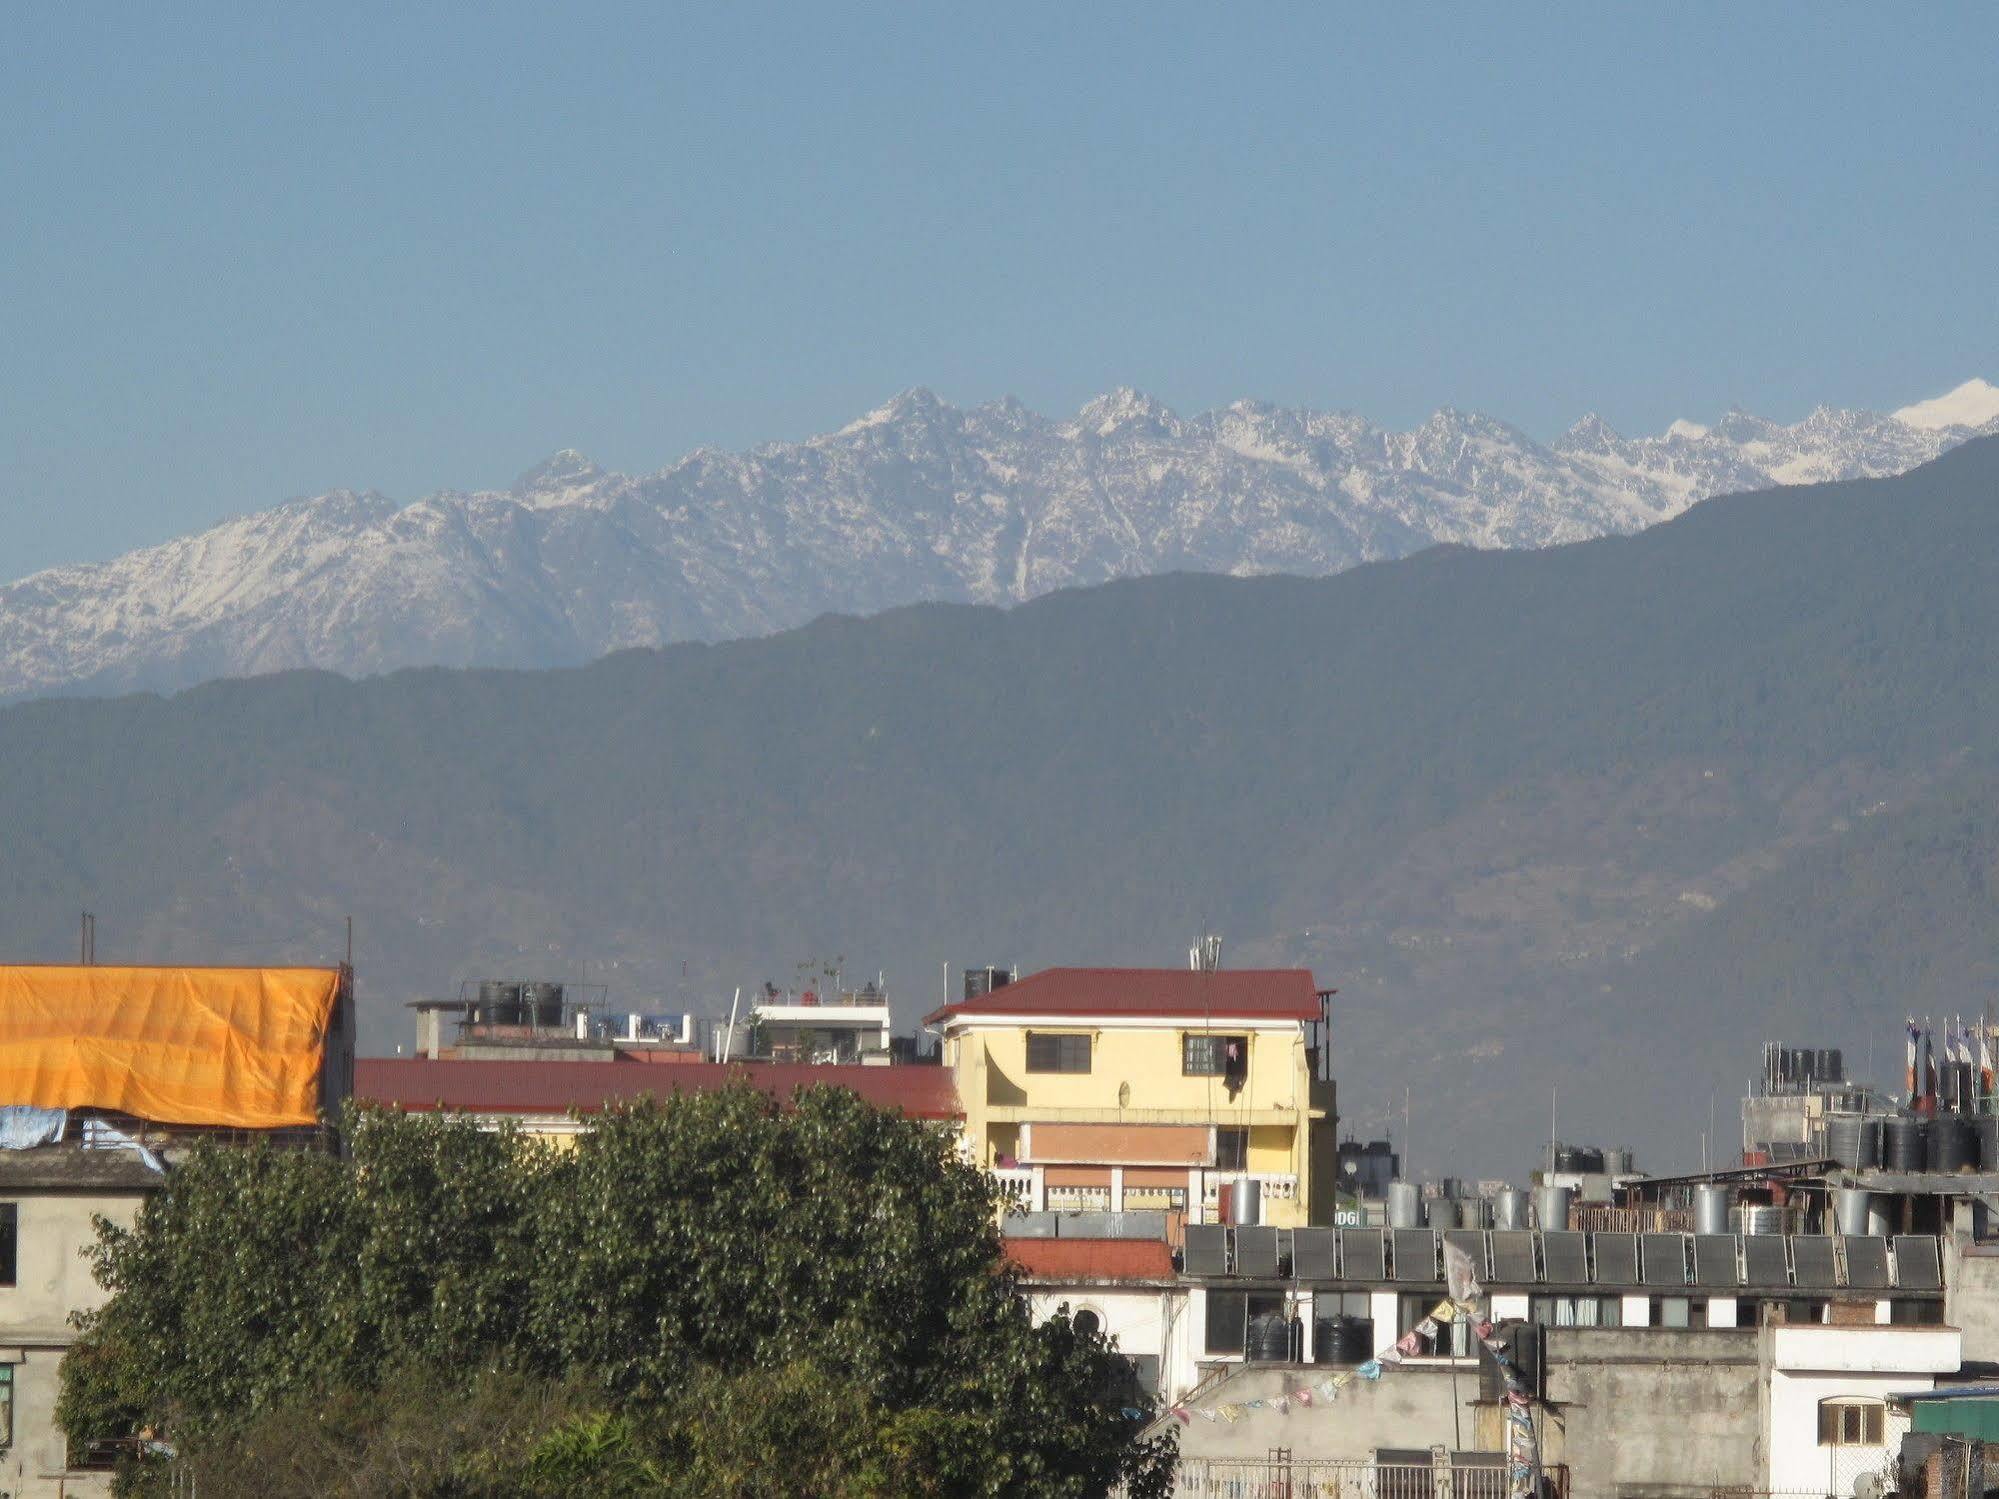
722;986;743;1064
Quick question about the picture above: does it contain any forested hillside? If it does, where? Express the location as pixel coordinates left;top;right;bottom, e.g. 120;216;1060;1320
3;437;1994;1173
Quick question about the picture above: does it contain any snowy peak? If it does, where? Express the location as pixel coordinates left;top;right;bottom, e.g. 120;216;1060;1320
1074;387;1181;438
513;448;607;505
1;383;1992;703
1560;413;1624;451
835;386;950;436
1893;378;1999;432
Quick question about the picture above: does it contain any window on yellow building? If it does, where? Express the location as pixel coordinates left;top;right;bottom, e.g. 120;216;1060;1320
1025;1033;1091;1074
1182;1034;1247;1078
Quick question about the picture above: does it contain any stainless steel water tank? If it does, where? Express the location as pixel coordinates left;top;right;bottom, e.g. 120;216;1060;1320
1387;1181;1421;1229
1426;1197;1460;1231
1231;1177;1263;1226
1534;1185;1572;1231
1493;1188;1530;1230
1739;1204;1785;1235
1835;1189;1875;1237
1694;1183;1731;1236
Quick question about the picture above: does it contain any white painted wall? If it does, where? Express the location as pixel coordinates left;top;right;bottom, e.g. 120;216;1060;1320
1765;1369;1928;1493
1369;1290;1400;1356
1763;1325;1960;1494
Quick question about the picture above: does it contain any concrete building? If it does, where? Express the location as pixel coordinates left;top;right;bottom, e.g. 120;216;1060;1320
355;1056;960;1142
0;1148;161;1495
925;967;1337;1228
1001;1216;1962;1495
1007;1235;1181;1404
750;979;893;1064
1761;1321;1958;1495
0;964;355;1497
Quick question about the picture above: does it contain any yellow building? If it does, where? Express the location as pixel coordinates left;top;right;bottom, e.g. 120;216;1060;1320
924;967;1337;1228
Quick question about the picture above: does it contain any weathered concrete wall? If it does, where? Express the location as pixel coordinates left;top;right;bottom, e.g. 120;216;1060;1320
1546;1327;1761;1498
1945;1240;1999;1363
0;1191;146;1497
1171;1363;1475;1464
2;1348;108;1498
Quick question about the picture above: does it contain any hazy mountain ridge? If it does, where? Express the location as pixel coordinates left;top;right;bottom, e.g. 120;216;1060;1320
4;380;1995;701
2;435;1996;1170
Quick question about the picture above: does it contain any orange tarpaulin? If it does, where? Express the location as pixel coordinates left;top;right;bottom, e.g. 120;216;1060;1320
0;966;341;1128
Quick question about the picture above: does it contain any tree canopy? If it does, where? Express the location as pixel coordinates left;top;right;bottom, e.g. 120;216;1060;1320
60;1087;1173;1497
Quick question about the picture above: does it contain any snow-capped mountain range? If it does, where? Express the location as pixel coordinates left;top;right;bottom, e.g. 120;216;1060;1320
5;379;1998;702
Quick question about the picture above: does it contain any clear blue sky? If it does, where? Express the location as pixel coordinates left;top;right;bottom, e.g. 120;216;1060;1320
3;4;1994;577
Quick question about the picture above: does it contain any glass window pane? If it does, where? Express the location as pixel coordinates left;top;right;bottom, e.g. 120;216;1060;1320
1206;1291;1247;1355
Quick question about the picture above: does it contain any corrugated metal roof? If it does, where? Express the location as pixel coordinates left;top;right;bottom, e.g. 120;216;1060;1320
354;1058;960;1120
1006;1237;1176;1282
924;967;1324;1026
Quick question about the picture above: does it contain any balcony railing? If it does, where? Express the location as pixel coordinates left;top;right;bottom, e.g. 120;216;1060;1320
1155;1457;1568;1498
755;988;889;1010
1203;1173;1299;1207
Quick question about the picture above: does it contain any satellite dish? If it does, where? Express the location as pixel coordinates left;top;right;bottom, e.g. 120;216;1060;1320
1851;1475;1886;1499
1117;1081;1131;1108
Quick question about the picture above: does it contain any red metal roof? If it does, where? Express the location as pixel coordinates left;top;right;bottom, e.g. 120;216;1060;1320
924;967;1324;1027
1006;1237;1176;1283
354;1057;960;1120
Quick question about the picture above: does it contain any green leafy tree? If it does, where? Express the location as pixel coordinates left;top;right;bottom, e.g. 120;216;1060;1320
61;1088;1174;1498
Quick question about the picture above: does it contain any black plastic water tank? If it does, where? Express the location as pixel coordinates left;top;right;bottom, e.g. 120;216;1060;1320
1312;1316;1338;1365
1247;1311;1292;1363
1824;1115;1866;1169
1929;1116;1975;1173
1336;1315;1374;1365
1883;1117;1926;1172
478;980;524;1026
1859;1118;1884;1170
522;981;565;1028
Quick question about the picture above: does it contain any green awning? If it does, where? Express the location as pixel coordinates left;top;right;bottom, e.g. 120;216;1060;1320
1911;1397;1999;1441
